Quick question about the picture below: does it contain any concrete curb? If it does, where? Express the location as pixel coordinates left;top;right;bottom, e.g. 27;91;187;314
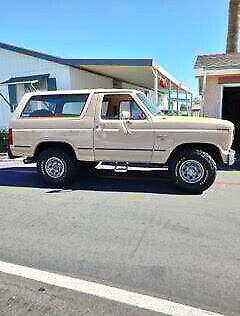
0;160;23;163
0;154;23;163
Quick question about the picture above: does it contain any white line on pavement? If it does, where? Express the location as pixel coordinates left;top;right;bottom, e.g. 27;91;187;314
0;260;226;316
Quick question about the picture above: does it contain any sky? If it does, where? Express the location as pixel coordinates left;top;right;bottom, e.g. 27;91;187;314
0;0;229;96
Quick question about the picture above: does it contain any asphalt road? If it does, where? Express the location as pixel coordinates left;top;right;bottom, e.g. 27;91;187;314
0;160;239;316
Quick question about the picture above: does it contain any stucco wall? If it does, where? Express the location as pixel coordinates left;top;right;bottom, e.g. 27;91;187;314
0;48;72;128
69;67;113;89
0;47;156;129
121;82;146;91
0;85;11;129
203;75;222;118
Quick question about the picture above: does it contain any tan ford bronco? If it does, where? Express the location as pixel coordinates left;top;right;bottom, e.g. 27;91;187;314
9;89;235;192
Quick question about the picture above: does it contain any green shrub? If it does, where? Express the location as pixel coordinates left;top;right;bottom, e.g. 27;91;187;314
0;130;8;153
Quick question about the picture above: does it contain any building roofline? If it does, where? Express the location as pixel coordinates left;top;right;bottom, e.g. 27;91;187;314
0;42;191;93
64;59;152;66
0;42;152;67
0;41;68;66
194;52;240;70
195;67;240;77
0;42;156;90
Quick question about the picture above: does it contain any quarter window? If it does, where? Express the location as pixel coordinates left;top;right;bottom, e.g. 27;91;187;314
21;94;89;118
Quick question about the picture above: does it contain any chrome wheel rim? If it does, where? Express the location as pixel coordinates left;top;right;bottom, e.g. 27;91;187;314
45;157;65;179
178;160;204;184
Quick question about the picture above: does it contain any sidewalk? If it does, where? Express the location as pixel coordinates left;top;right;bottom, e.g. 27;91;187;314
0;153;8;160
0;153;22;162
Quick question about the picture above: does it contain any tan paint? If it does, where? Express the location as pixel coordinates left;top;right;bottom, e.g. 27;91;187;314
9;89;234;165
199;74;240;119
203;76;222;118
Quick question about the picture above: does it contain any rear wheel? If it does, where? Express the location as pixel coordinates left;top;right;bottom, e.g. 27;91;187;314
169;149;217;193
37;148;78;186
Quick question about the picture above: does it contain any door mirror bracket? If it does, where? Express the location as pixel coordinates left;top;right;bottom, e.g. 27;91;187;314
120;110;131;121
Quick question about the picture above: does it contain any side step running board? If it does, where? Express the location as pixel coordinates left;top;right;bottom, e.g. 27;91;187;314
95;162;166;172
114;162;129;173
96;161;129;173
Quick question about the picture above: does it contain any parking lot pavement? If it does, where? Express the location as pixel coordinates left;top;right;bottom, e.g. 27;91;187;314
0;272;166;316
0;161;240;315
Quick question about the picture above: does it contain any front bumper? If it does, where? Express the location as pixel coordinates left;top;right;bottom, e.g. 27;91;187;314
227;149;235;166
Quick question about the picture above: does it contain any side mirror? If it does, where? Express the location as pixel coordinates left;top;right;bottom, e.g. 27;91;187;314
120;110;131;120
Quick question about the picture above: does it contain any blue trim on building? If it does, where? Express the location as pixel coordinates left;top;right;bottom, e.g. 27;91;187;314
47;78;57;90
0;42;152;67
1;74;50;85
8;85;17;111
0;42;154;90
0;42;67;66
64;59;153;66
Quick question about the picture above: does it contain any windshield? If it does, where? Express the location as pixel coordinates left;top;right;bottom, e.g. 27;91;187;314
137;93;161;116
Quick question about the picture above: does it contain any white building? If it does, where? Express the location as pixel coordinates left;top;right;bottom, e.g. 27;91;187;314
0;42;192;129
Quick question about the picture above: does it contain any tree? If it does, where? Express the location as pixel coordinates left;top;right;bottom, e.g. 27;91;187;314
226;0;240;54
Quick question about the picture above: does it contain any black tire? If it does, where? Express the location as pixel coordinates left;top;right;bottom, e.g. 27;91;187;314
37;148;78;186
168;149;217;193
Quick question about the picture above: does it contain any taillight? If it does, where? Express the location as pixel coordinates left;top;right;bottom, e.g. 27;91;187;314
8;128;13;145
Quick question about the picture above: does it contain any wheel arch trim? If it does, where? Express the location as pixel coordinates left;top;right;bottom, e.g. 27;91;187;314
167;142;223;164
33;141;78;160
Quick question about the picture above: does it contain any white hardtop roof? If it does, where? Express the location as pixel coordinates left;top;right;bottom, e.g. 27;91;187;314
24;88;143;97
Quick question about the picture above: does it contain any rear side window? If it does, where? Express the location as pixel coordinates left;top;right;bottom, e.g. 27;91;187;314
21;94;89;118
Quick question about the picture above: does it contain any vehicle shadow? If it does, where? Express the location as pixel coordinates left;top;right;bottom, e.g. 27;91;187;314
0;166;199;195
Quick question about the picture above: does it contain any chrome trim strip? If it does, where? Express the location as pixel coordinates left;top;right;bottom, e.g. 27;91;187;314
14;145;31;148
95;148;165;152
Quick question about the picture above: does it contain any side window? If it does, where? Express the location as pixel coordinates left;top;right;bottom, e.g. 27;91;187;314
119;101;130;113
61;102;85;116
100;96;119;120
21;94;89;118
101;94;146;120
101;100;110;119
120;100;146;120
21;98;56;117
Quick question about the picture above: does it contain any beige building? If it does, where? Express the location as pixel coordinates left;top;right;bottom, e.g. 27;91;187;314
194;53;240;149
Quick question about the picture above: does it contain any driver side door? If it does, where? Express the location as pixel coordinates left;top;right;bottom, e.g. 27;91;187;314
94;93;154;162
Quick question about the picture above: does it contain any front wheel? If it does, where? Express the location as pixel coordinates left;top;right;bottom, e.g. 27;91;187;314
37;148;78;186
168;149;217;193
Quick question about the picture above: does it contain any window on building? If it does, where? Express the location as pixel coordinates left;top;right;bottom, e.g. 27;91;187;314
24;82;40;93
100;94;146;120
21;94;89;118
